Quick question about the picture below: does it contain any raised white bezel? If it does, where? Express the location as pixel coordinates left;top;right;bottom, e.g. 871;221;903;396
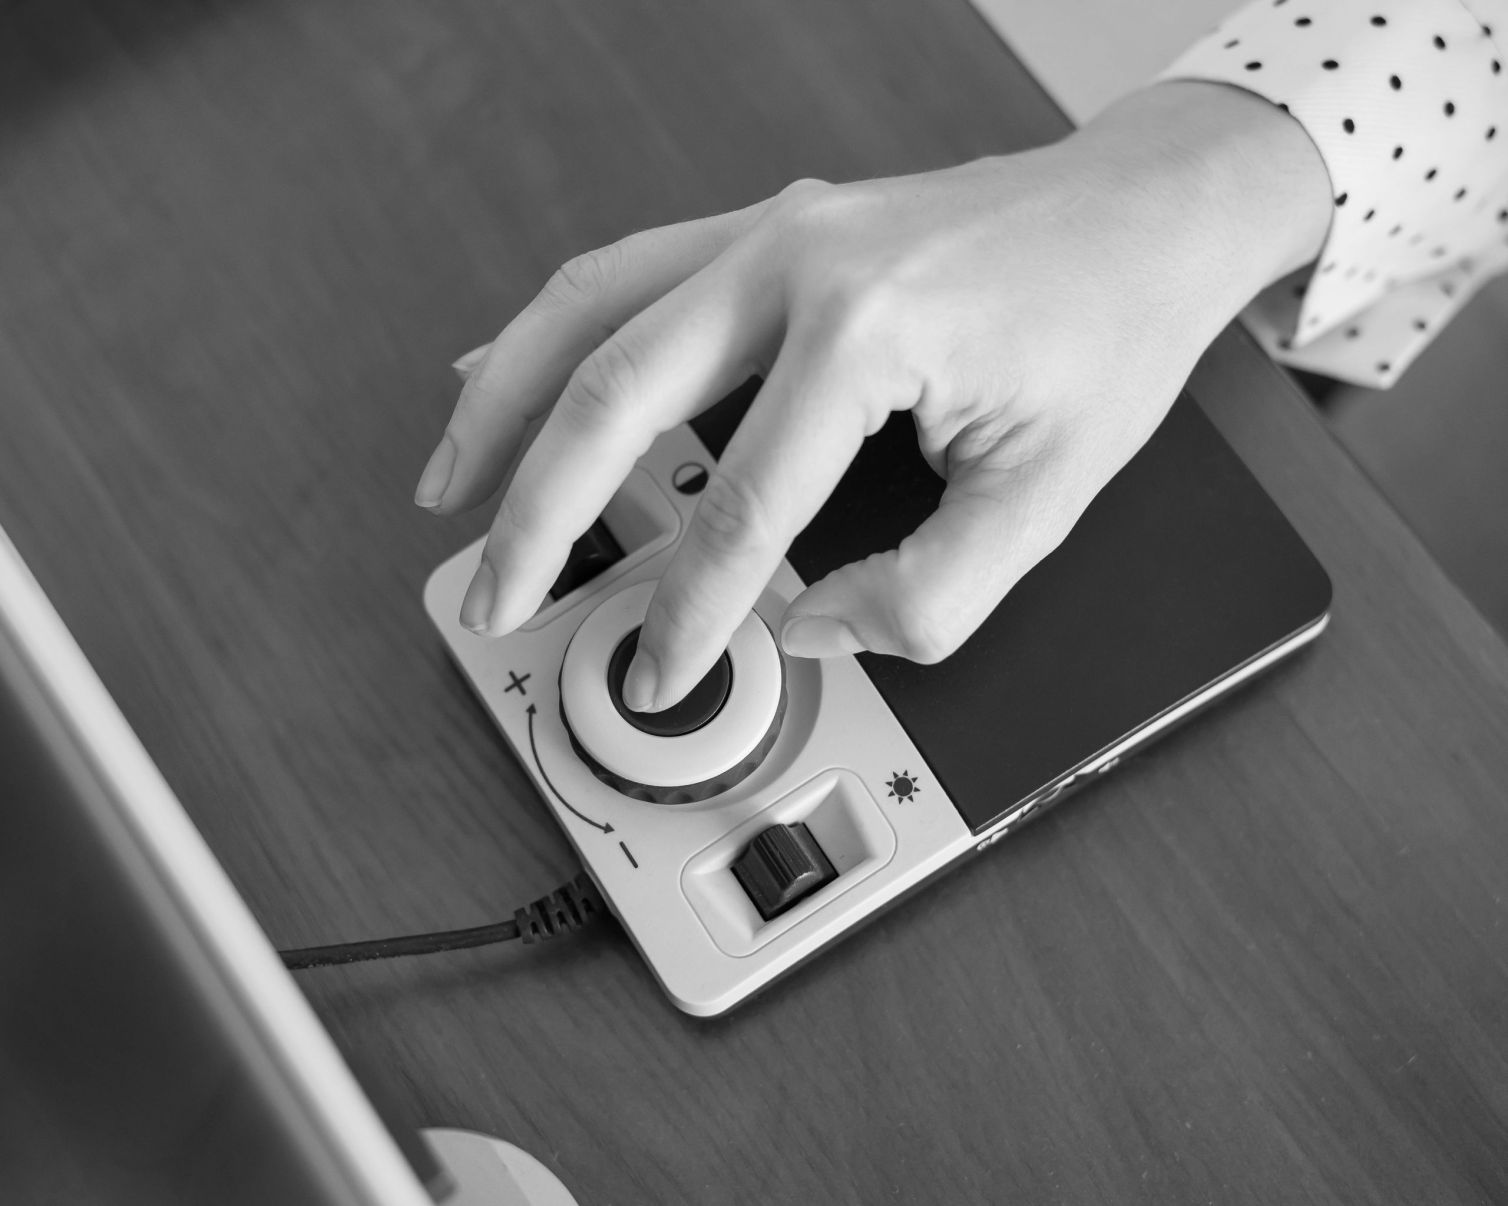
559;581;784;788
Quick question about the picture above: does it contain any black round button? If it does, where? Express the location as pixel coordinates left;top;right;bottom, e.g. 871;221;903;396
606;628;732;737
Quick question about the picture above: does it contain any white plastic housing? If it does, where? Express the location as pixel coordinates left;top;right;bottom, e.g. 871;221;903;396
423;424;1328;1015
423;425;977;1016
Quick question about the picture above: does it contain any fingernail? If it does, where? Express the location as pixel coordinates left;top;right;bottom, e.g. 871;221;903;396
414;435;457;510
460;559;498;634
621;650;659;712
780;615;866;658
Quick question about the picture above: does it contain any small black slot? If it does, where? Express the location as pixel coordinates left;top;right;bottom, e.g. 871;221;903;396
548;517;625;600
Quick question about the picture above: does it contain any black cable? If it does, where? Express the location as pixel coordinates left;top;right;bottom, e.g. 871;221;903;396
279;872;607;970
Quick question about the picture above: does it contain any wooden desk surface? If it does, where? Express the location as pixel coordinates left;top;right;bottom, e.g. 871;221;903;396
4;2;1507;1202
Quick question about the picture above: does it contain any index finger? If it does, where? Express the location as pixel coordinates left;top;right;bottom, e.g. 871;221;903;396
458;245;781;636
623;331;902;712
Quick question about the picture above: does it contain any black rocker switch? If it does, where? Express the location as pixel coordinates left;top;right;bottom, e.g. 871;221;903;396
548;517;625;600
731;823;837;922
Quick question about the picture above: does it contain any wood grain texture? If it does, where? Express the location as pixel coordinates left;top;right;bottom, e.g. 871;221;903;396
2;2;1507;1203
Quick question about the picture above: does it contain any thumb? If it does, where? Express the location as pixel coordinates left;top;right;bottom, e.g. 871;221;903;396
779;437;1086;663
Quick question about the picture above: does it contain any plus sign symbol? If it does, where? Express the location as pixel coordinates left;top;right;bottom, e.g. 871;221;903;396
504;669;531;697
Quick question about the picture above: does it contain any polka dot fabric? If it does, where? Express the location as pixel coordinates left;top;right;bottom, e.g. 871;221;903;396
1160;0;1508;387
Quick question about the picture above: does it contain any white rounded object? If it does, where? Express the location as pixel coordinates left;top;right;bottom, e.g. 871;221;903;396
560;580;783;789
420;1127;578;1206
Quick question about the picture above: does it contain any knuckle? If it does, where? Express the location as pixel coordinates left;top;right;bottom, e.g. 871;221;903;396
537;242;624;312
1014;455;1090;562
492;489;537;543
690;471;772;561
760;179;906;350
774;176;834;209
1032;507;1078;563
887;596;964;665
762;177;845;239
561;338;640;426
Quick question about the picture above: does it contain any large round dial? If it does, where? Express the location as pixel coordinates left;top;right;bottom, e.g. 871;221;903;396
558;581;786;804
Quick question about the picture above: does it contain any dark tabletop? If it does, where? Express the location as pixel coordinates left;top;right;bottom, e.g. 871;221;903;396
3;1;1507;1203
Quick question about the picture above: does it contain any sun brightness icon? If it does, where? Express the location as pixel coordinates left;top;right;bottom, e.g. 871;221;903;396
885;771;920;801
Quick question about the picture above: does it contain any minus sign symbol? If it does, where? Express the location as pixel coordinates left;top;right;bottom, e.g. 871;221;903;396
619;841;638;869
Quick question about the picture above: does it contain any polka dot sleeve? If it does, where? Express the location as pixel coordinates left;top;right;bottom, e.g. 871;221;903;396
1158;0;1508;387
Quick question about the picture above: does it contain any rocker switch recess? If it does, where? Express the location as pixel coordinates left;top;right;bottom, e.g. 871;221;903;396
548;517;625;600
731;823;837;922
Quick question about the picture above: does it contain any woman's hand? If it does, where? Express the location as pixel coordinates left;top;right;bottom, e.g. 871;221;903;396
414;81;1331;713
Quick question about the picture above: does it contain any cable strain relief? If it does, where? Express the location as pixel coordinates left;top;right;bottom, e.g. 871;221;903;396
515;872;606;944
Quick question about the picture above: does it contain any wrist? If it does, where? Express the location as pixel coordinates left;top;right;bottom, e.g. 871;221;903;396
1074;80;1332;318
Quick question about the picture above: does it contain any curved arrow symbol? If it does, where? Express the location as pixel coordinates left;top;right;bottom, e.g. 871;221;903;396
526;704;614;834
